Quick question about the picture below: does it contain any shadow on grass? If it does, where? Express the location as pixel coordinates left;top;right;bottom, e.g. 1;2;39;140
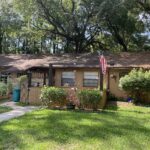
105;102;150;114
0;109;150;149
0;124;26;149
105;105;119;111
0;99;11;104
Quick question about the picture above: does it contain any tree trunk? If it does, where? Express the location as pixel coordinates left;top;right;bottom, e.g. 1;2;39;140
41;37;43;53
116;36;128;52
65;39;70;53
75;40;79;53
75;38;83;53
0;36;3;54
106;18;128;52
0;31;4;54
53;42;56;54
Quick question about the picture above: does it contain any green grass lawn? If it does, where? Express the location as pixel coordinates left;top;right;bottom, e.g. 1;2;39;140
0;106;150;150
0;106;12;114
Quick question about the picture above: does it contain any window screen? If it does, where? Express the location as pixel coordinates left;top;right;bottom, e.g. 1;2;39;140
83;72;99;87
61;72;75;86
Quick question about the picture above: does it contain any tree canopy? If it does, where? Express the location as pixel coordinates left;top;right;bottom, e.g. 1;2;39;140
0;0;149;54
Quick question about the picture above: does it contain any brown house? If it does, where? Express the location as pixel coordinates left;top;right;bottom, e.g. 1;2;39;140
0;52;150;104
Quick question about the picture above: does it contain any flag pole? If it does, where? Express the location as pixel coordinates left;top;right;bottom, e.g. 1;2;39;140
98;51;104;91
100;68;104;91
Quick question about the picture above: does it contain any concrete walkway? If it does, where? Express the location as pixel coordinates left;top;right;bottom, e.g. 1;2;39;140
0;101;38;123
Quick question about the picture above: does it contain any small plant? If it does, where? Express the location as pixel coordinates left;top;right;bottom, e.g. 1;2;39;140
107;92;127;102
17;75;28;89
78;89;102;110
40;86;67;107
0;82;7;96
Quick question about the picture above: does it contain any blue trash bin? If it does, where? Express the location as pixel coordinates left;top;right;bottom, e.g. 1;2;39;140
12;88;21;102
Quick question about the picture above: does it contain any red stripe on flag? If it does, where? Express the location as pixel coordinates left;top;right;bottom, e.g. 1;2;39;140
99;55;107;75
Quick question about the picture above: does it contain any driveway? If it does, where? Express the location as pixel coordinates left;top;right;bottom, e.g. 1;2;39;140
0;101;38;123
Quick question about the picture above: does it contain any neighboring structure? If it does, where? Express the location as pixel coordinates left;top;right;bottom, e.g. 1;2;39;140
0;52;150;104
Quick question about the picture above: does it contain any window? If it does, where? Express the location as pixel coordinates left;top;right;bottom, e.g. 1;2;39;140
83;72;99;87
0;74;8;84
61;72;75;86
31;72;48;87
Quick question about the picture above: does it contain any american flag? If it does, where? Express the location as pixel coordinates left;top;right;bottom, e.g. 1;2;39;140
99;55;107;75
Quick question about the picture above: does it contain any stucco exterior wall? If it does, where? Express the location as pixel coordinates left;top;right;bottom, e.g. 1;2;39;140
8;68;131;104
55;68;101;88
26;68;102;104
18;67;150;104
28;87;42;105
109;69;129;98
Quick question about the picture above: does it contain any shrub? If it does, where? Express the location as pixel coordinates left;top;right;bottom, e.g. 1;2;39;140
107;92;127;102
78;89;102;110
7;80;13;94
0;82;7;96
16;75;27;89
119;69;150;103
40;86;67;107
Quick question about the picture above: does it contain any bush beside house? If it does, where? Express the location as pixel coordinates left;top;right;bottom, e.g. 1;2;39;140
119;69;150;104
78;89;102;110
0;82;13;100
40;87;67;107
40;87;104;110
0;82;7;96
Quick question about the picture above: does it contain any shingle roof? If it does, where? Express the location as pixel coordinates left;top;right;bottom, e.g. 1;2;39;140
0;52;150;72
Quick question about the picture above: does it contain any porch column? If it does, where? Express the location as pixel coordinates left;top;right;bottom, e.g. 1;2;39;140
107;68;110;91
48;64;53;86
43;72;46;85
27;71;32;104
27;71;32;87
